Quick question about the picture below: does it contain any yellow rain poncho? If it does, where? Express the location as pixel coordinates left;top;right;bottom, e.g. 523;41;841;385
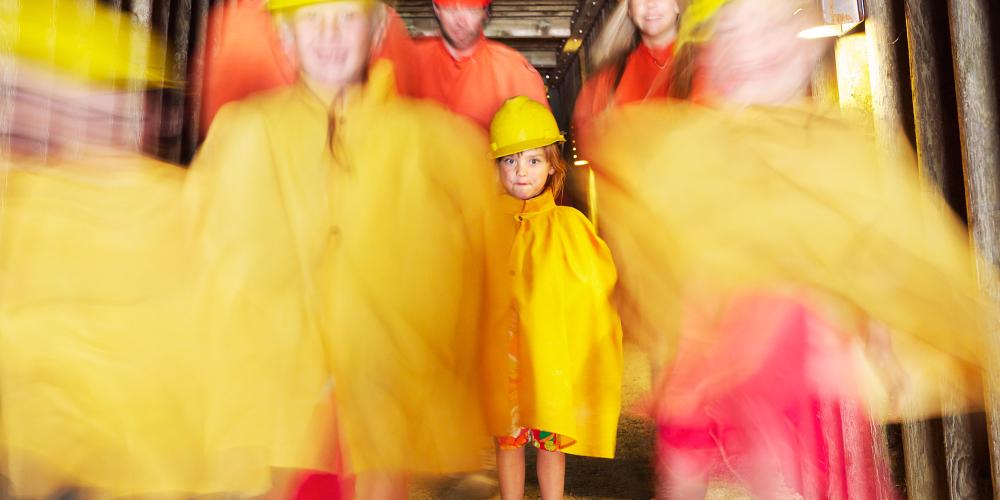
589;102;990;421
0;59;511;495
503;189;622;458
0;158;208;497
187;59;511;475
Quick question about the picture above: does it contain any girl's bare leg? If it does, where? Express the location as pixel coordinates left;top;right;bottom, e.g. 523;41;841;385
536;449;565;500
496;446;526;500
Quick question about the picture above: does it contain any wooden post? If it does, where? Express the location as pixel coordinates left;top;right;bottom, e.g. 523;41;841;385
942;408;987;499
898;1;951;498
184;0;211;163
120;0;154;152
811;49;840;111
904;0;948;188
947;0;1000;497
161;0;194;164
864;3;923;496
865;0;906;159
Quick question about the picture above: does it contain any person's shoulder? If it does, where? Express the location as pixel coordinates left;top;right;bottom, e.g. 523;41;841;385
352;96;493;197
576;64;616;104
484;40;538;71
553;205;596;230
198;86;308;158
550;205;614;256
365;94;488;149
213;85;297;123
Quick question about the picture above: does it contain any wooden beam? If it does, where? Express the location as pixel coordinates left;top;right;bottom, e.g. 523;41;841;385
946;0;1000;497
905;0;949;189
183;0;210;162
946;0;1000;494
124;0;154;152
515;50;558;68
869;1;950;495
404;17;571;38
550;0;609;85
397;0;578;72
865;0;906;162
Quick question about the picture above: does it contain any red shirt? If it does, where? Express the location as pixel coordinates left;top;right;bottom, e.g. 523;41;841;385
199;1;420;137
572;42;674;143
416;36;549;129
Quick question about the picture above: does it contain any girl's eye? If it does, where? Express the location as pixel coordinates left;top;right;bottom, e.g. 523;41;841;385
530;158;541;165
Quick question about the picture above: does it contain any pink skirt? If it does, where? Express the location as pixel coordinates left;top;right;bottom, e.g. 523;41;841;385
655;294;898;499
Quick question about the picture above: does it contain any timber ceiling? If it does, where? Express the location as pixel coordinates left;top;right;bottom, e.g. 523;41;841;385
396;0;607;81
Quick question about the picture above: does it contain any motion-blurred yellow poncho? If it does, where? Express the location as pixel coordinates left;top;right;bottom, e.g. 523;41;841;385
589;102;991;421
0;2;510;494
503;189;622;459
189;59;511;477
0;158;205;496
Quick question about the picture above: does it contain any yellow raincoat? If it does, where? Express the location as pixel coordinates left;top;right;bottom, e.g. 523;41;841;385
188;60;511;475
504;189;623;458
0;61;511;495
0;157;209;496
589;102;990;420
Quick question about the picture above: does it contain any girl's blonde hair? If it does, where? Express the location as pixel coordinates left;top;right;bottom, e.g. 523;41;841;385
543;143;568;199
588;0;639;75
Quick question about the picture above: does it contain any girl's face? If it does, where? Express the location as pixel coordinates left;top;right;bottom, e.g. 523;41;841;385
498;147;554;200
629;0;679;45
282;2;373;89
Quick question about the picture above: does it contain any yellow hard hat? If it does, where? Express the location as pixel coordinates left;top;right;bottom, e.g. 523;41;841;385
268;0;376;11
489;96;565;159
2;0;173;87
675;0;734;49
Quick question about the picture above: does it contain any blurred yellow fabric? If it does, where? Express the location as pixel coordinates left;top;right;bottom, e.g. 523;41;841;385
0;157;217;496
504;190;622;458
187;60;511;475
0;60;511;495
590;102;990;421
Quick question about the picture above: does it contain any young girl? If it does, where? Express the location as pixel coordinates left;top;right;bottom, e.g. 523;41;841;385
489;96;624;500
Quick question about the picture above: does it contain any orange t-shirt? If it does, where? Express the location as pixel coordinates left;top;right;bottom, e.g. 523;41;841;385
373;8;422;97
416;36;549;129
572;42;674;145
199;1;420;137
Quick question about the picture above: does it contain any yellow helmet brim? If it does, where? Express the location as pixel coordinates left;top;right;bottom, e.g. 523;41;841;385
268;0;377;11
675;0;735;49
3;0;176;88
489;96;565;159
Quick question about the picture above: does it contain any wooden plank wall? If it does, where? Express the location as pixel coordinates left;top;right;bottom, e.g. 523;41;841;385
869;0;999;495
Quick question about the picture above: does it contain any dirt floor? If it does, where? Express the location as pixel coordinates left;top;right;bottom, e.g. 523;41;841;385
409;342;766;500
409;343;657;500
